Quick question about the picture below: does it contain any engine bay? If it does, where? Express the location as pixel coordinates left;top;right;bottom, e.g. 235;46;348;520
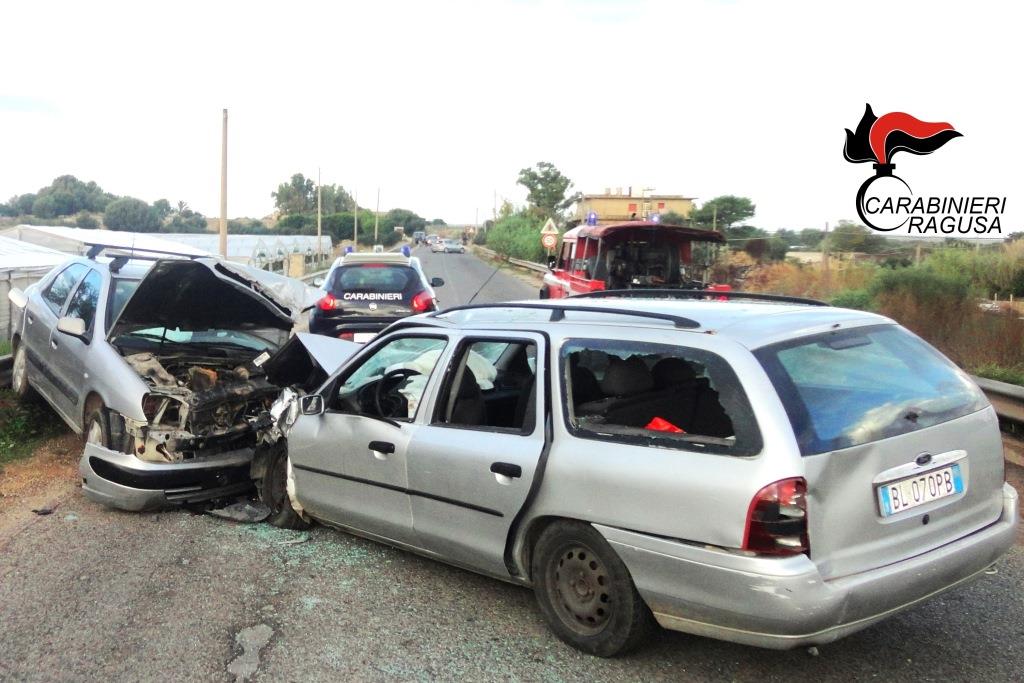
123;352;279;462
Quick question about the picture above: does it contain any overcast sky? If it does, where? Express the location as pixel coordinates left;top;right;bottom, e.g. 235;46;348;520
1;0;1020;233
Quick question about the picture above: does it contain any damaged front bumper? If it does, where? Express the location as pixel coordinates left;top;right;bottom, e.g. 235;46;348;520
79;443;255;512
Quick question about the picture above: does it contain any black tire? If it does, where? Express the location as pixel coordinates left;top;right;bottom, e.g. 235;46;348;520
532;520;654;657
10;343;35;400
258;442;311;530
83;406;110;448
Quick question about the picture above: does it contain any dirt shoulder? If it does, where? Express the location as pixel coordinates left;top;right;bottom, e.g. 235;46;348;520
0;433;80;547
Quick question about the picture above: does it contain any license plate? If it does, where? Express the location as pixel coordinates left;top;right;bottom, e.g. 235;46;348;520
353;332;376;343
878;464;964;516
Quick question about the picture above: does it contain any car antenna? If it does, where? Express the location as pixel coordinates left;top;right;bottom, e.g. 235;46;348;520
466;261;504;305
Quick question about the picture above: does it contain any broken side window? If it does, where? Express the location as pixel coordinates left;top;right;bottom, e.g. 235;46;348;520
561;339;762;457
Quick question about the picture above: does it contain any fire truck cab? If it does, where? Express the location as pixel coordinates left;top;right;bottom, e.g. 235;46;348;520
540;221;727;299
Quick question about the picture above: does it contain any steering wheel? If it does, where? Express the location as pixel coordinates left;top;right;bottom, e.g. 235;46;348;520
374;368;422;418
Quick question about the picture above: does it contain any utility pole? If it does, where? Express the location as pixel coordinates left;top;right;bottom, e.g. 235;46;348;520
914;243;922;266
316;167;322;265
712;206;718;232
822;221;831;295
353;191;359;247
219;109;228;259
374;187;380;244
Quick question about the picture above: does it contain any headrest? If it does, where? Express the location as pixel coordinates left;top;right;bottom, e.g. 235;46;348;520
652;357;697;388
600;357;653;396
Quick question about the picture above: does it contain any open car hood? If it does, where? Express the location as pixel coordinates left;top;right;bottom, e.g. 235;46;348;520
108;258;300;340
262;333;361;391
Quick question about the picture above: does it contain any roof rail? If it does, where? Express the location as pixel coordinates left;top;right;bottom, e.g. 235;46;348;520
569;289;828;307
85;242;203;261
429;302;701;329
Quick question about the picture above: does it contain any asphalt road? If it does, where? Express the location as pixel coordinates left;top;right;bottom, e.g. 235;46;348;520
1;249;1022;682
413;244;538;308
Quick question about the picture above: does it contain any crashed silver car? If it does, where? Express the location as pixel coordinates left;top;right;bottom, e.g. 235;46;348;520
7;252;341;510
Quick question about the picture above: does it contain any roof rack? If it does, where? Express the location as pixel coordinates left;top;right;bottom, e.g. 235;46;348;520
429;302;701;329
85;242;204;261
569;289;828;307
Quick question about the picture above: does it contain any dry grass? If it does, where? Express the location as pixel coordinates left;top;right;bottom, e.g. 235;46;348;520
743;259;877;300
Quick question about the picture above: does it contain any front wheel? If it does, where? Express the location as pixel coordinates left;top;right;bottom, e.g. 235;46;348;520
258;442;312;530
83;406;110;447
532;520;654;657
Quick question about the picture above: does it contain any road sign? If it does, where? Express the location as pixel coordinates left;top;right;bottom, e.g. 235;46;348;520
541;232;558;250
540;218;559;235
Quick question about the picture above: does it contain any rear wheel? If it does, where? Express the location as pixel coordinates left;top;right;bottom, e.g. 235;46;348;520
259;443;311;530
11;343;34;399
532;520;654;657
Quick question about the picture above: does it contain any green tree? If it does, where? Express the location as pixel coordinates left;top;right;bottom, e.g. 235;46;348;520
826;220;884;253
104;197;161;232
798;228;826;249
660;210;690;226
691;195;756;230
517;162;578;218
272;174;316;215
164;207;207;233
75;211;98;229
153;199;172;220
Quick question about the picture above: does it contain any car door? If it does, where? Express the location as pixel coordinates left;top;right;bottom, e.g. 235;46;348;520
407;331;547;577
23;263;89;414
288;332;451;547
48;268;103;427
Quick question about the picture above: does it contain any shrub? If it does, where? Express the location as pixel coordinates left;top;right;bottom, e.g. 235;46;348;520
104;197;161;232
830;289;873;310
485;215;548;262
75;211;98;229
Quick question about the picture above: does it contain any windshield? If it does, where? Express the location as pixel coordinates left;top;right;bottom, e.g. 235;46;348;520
755;324;988;455
115;327;276;352
108;278;141;328
328;264;416;295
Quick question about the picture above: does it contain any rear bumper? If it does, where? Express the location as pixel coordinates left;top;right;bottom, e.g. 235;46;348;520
596;482;1019;650
308;315;401;338
79;443;254;512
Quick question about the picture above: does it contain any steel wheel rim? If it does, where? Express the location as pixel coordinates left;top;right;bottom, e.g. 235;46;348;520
12;347;27;392
85;419;104;446
548;542;611;635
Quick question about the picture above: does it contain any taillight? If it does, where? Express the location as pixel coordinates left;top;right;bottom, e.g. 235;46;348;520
411;290;435;313
743;477;808;556
338;332;354;341
318;293;341;311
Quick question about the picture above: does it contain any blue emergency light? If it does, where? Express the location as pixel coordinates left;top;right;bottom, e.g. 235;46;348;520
586;211;598;226
401;245;411;257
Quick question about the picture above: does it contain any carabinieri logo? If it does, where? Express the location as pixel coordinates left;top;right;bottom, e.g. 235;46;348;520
843;104;1005;235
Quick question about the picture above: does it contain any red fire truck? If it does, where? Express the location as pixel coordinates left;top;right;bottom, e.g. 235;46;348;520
539;220;728;299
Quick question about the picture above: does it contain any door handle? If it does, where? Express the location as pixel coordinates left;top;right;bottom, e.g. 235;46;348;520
490;462;522;478
50;339;58;350
368;441;395;454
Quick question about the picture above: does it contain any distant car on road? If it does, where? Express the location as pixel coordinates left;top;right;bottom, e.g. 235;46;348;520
430;238;446;253
6;251;314;511
258;292;1018;657
412;230;426;245
442;239;465;254
309;251;443;342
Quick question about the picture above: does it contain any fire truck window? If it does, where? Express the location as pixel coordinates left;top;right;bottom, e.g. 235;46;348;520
558;242;572;269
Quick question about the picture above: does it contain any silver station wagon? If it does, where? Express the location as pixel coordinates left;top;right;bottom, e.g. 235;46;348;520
257;293;1019;656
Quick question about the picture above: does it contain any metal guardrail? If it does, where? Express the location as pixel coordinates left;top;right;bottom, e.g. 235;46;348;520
300;268;330;285
972;376;1024;425
473;246;548;274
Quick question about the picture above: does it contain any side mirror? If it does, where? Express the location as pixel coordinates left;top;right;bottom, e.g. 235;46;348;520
547;255;557;270
7;288;27;309
312;277;324;287
56;316;88;339
300;394;325;416
430;277;445;287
